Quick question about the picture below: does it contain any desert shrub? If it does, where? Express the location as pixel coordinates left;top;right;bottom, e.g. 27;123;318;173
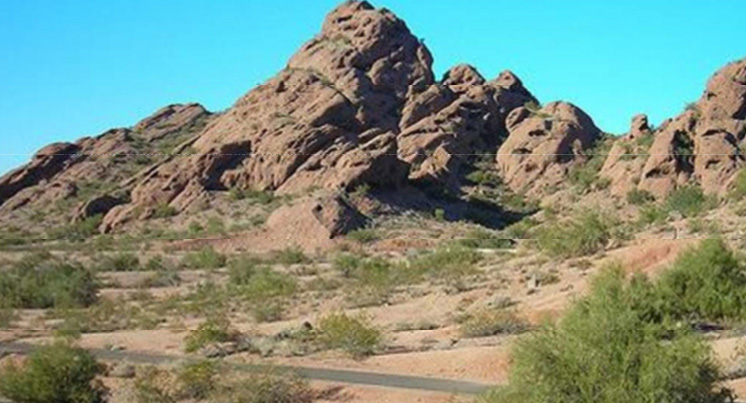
215;369;314;403
665;185;710;217
626;188;655;205
228;256;263;285
657;239;746;323
152;203;178;219
0;308;17;329
0;254;98;309
729;168;746;200
184;316;238;353
0;342;108;403
273;246;309;265
466;169;502;187
235;267;297;299
139;269;181;288
433;208;446;221
47;214;103;242
460;309;528;338
456;228;513;249
568;136;614;192
57;298;161;333
409;245;482;280
317;313;381;358
181;246;226;269
95;253;140;272
483;266;732;403
228;187;276;205
638;203;668;225
346;228;380;244
332;253;364;278
535;211;615;258
502;216;538;239
176;360;220;400
133;367;177;403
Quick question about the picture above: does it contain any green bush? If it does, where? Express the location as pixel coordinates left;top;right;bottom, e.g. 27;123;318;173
626;188;654;205
273;246;309;265
95;253;140;272
317;313;382;358
184;316;238;353
47;214;103;242
729;168;746;200
346;228;380;244
657;239;746;323
665;185;710;217
152;203;178;219
181;247;226;269
535;211;616;258
460;309;527;338
0;342;108;403
215;369;314;403
228;187;276;205
133;367;176;403
176;360;219;400
236;267;297;301
456;228;513;249
483;266;732;403
0;254;98;309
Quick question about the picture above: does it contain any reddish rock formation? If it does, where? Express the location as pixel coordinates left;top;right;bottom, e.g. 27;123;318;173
496;102;602;196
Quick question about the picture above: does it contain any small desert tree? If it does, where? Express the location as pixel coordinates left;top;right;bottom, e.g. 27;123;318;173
483;266;733;403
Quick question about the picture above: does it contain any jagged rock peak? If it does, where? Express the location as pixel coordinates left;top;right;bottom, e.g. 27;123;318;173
443;64;486;89
491;70;531;96
628;113;650;139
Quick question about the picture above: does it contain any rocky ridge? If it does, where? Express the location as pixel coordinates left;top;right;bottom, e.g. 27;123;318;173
0;0;745;241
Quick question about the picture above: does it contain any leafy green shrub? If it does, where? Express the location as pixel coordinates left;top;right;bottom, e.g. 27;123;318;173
638;204;668;225
657;239;746;323
456;228;513;249
176;360;219;400
626;188;654;205
332;253;364;278
133;367;176;403
460;309;527;338
665;185;710;217
152;203;178;219
228;187;276;205
0;254;98;309
502;216;538;239
237;267;297;301
184;316;238;353
0;342;108;403
568;136;614;192
729;168;746;200
228;256;262;285
273;246;309;265
317;313;382;358
535;211;616;258
346;228;380;244
95;253;140;272
466;170;502;187
181;247;226;269
408;245;482;280
47;214;103;242
483;266;732;403
215;369;314;403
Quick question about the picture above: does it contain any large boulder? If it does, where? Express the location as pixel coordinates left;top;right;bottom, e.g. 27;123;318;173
496;102;602;196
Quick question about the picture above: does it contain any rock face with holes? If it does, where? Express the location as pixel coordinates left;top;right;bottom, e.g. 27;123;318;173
598;115;652;197
100;0;430;229
397;65;536;186
0;105;213;228
635;58;746;197
496;102;602;196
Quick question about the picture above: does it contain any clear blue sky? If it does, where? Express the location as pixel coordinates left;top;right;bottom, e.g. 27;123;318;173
1;1;744;175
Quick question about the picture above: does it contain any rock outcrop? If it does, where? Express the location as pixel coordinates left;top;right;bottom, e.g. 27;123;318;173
496;102;602;196
398;66;536;185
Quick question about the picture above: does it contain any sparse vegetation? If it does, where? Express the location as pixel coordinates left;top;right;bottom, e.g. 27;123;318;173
626;188;654;205
273;246;309;265
665;184;711;218
184;316;239;353
47;214;103;242
460;309;528;338
176;360;220;400
729;168;746;200
152;203;178;219
0;342;108;403
346;228;380;244
181;246;227;269
317;313;382;358
0;253;98;309
535;210;617;258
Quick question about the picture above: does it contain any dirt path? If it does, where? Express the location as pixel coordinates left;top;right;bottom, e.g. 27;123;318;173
0;341;494;395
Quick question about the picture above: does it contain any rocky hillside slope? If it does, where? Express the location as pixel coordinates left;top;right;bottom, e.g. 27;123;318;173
1;0;745;240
